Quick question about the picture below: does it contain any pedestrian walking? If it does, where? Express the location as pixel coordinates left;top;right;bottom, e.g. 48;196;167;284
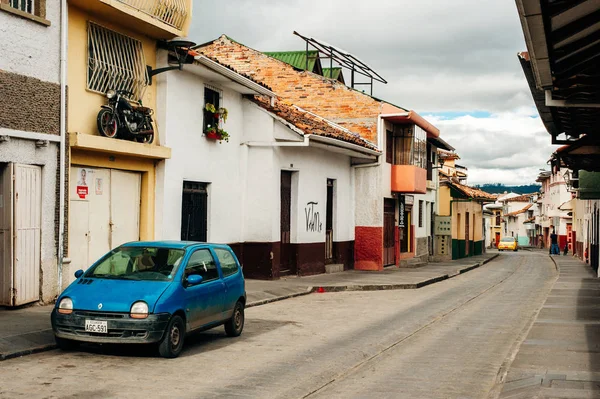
550;229;559;255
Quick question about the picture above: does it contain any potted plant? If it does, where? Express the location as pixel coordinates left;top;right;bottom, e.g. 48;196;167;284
204;103;230;143
205;126;230;143
205;103;229;123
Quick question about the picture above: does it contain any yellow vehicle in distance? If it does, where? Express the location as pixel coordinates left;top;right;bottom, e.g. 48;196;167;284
498;237;518;252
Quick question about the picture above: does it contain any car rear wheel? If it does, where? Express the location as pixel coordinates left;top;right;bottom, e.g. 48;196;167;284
158;315;185;358
225;301;245;337
55;336;78;351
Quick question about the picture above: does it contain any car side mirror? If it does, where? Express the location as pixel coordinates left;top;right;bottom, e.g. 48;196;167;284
186;274;203;286
74;270;84;279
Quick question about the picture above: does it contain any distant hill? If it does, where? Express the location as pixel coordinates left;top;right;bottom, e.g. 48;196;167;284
474;183;541;195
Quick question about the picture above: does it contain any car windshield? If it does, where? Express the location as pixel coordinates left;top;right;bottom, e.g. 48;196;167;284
85;246;185;281
501;238;515;243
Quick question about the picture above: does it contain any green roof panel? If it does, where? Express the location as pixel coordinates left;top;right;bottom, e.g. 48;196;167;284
264;50;320;72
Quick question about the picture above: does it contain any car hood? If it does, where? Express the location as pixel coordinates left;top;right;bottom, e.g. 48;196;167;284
61;279;172;313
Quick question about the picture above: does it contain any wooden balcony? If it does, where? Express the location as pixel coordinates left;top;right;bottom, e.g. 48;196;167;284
69;0;191;39
391;165;427;194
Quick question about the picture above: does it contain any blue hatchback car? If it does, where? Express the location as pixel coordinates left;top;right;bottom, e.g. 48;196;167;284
51;241;246;358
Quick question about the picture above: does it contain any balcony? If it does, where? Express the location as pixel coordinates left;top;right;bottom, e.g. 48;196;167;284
69;0;190;39
391;165;427;194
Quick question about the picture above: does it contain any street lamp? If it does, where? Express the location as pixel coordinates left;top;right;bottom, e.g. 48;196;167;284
147;37;198;85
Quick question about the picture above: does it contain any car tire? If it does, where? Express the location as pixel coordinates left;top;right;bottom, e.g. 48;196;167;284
158;315;185;359
55;336;78;351
225;301;245;337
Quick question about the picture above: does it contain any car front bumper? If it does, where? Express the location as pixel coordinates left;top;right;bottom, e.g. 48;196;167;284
51;309;171;344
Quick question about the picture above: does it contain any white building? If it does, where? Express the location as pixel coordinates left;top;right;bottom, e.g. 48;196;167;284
156;54;380;279
0;1;65;306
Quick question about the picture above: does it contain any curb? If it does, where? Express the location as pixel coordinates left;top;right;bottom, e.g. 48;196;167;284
0;343;57;361
247;288;313;308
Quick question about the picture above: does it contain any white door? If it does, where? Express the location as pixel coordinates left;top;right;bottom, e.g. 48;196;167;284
13;164;42;306
110;169;141;248
0;164;14;306
69;166;141;276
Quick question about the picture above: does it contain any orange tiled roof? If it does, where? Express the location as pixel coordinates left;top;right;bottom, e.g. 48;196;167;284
249;96;379;151
504;194;534;203
524;216;536;224
446;181;496;201
505;203;533;217
198;36;388;144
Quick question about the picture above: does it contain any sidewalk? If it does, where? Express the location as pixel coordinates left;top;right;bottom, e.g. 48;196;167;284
499;251;600;398
0;252;498;361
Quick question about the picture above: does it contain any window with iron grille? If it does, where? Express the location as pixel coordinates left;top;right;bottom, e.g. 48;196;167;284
9;0;33;14
419;200;424;228
87;22;149;100
204;86;221;133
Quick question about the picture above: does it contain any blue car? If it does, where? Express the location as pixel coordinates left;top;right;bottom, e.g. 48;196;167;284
51;241;246;358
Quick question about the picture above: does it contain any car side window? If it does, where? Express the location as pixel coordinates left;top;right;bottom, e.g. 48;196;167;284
184;249;219;284
214;248;239;277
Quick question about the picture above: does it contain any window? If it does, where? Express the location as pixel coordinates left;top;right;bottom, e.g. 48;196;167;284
390;125;427;168
426;142;433;180
87;22;149;100
9;0;33;14
184;249;219;284
204;86;221;133
214;248;239;277
419;200;424;228
496;213;501;226
3;0;48;23
181;182;208;242
386;130;393;164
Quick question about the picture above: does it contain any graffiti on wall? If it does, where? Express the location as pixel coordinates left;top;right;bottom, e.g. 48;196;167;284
305;202;323;233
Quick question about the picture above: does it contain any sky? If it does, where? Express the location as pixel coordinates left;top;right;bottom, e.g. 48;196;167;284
189;0;556;186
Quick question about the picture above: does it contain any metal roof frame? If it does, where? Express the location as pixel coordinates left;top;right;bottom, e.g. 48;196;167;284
293;31;387;96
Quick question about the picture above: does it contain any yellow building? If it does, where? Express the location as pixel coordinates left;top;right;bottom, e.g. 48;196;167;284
438;181;496;260
436;150;496;260
65;0;192;283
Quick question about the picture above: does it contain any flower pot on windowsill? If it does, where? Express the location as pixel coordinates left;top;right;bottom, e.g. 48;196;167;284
206;130;220;140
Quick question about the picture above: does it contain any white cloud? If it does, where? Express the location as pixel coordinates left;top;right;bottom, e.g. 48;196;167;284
427;108;558;185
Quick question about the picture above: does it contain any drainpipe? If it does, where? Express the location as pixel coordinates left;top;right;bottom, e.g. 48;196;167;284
57;0;68;294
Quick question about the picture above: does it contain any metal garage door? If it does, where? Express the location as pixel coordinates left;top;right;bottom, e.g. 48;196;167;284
69;167;141;283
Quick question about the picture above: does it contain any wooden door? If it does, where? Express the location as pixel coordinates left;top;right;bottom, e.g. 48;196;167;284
325;179;334;262
384;199;395;266
495;232;501;248
0;164;13;306
465;212;470;256
13;164;42;306
280;171;293;274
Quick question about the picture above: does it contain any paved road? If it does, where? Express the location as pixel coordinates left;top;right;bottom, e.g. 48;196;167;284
0;252;556;399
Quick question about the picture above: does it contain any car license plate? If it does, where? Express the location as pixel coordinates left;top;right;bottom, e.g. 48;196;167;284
85;320;108;334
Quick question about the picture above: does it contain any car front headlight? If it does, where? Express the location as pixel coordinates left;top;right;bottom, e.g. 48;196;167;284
106;89;117;99
58;297;73;315
130;301;149;319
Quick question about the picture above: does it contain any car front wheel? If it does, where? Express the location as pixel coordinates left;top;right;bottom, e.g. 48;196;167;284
225;301;245;337
55;336;78;351
158;315;185;358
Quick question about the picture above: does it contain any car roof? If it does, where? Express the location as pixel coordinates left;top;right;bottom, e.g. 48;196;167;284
121;241;231;250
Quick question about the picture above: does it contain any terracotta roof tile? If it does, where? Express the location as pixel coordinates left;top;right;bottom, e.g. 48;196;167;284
249;96;380;151
504;194;535;203
446;181;496;201
197;36;386;144
505;203;533;217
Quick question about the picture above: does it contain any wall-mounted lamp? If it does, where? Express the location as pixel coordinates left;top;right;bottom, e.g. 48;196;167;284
147;38;198;85
432;158;446;170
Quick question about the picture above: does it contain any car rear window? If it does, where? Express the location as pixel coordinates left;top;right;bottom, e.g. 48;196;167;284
501;237;516;243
